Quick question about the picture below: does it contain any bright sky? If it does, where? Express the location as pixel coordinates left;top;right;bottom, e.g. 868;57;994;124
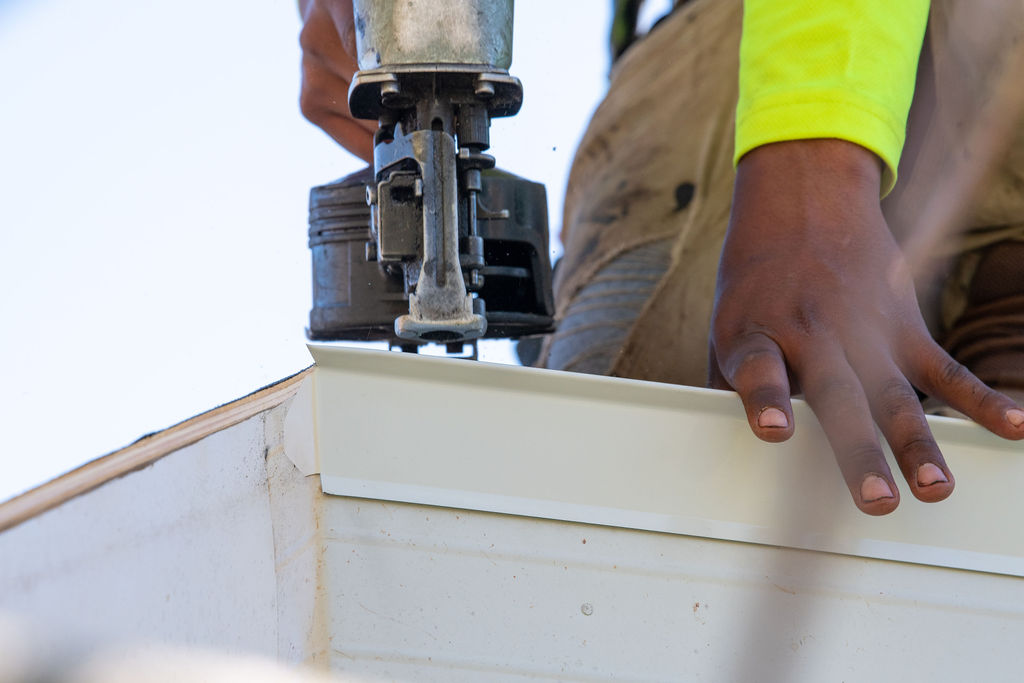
0;0;631;502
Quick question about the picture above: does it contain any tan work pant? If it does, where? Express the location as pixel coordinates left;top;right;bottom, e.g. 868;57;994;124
540;0;1024;390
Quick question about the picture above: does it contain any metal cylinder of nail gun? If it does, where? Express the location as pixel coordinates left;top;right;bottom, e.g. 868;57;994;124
351;0;514;70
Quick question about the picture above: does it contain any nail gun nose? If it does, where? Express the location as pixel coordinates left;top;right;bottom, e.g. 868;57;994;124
395;296;488;344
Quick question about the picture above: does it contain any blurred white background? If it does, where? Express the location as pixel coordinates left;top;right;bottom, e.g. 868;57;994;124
0;0;672;501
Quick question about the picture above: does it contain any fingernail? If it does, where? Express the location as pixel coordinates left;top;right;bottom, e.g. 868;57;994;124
861;475;895;503
757;407;788;429
916;463;948;487
1007;409;1024;427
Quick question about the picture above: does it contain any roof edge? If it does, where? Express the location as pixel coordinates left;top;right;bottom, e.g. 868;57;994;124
0;366;314;534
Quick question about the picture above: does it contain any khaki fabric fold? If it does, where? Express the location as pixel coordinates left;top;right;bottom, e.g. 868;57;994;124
539;0;741;382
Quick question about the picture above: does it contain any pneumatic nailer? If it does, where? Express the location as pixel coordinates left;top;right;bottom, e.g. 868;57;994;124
306;0;554;354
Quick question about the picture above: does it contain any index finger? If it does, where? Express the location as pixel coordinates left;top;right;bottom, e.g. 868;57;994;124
711;332;795;443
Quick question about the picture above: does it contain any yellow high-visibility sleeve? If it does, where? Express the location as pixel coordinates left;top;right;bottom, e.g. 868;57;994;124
735;0;929;195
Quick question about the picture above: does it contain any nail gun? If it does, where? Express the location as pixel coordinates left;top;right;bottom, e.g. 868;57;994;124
306;0;554;354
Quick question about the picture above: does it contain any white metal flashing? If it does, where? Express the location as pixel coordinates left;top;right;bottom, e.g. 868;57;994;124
305;343;1024;578
282;372;319;476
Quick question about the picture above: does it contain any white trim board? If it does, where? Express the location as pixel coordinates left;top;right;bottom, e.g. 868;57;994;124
307;343;1024;577
0;368;311;533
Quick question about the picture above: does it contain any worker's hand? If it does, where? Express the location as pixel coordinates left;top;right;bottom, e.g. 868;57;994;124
709;139;1024;515
298;0;375;162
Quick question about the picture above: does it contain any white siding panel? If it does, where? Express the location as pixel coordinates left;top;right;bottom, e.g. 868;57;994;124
0;416;280;655
319;496;1024;682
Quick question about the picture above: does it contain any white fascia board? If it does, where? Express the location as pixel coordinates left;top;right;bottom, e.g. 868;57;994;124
305;343;1024;577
